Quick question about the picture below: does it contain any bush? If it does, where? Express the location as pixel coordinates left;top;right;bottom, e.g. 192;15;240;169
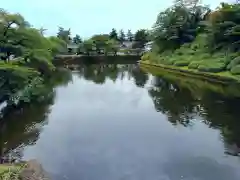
141;53;150;61
230;65;240;75
185;50;196;55
227;56;240;70
188;61;201;69
175;51;183;56
174;60;190;66
162;59;174;65
212;52;226;58
198;62;226;73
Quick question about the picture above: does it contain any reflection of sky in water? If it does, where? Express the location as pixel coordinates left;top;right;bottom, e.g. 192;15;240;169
163;156;239;180
21;72;240;180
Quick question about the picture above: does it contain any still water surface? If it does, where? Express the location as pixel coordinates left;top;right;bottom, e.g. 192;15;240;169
1;63;240;180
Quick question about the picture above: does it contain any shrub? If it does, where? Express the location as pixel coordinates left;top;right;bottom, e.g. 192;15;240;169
175;51;183;56
141;53;150;61
162;60;174;65
212;52;226;58
198;62;226;73
227;56;240;70
188;61;201;69
211;57;229;65
230;65;240;75
185;50;196;55
225;53;239;67
199;53;211;59
174;60;190;66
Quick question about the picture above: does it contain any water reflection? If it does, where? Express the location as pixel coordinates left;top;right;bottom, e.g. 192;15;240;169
149;77;197;127
73;64;148;87
0;96;54;162
149;75;240;156
63;64;240;157
1;63;240;180
163;156;239;180
0;68;73;162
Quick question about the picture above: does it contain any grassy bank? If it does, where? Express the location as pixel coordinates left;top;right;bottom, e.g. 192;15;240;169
0;163;26;180
140;62;240;97
140;61;240;83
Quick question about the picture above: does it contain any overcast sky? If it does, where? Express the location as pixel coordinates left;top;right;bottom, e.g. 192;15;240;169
1;0;228;38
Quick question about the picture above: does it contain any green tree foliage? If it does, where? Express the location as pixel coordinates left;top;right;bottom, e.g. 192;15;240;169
105;39;119;55
119;29;125;43
133;29;149;48
47;36;67;56
109;28;118;40
127;29;133;41
152;1;210;51
0;9;30;60
143;1;240;76
0;9;67;103
73;34;82;44
207;3;240;52
38;27;47;36
57;27;71;43
82;39;95;55
91;34;109;53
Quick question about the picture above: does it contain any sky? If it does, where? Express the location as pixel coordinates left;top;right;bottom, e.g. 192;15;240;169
1;0;229;38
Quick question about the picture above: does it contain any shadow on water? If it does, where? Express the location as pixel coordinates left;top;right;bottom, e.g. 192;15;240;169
148;72;240;157
0;68;73;162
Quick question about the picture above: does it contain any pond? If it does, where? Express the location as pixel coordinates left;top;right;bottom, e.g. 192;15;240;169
1;62;240;180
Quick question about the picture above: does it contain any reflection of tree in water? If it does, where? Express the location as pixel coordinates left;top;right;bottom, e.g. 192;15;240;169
0;93;54;162
148;75;240;156
129;66;148;88
0;68;73;162
199;93;240;156
77;64;117;84
47;68;73;87
75;63;149;87
148;77;197;127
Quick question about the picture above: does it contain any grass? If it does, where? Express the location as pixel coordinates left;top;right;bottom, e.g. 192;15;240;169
140;63;240;97
140;60;240;83
0;164;25;180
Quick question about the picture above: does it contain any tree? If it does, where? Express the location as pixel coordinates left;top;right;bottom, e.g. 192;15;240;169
105;39;119;55
207;3;240;52
57;27;71;43
152;1;210;52
119;29;125;43
73;34;82;44
39;27;47;36
47;36;67;55
91;34;109;54
0;10;30;60
109;28;118;40
82;39;95;55
133;29;149;48
0;8;72;108
127;29;133;41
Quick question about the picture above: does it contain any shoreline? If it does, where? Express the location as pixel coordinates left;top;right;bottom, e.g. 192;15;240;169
0;160;49;180
140;61;240;84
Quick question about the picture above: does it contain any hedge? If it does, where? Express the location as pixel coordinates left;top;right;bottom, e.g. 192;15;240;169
174;60;190;66
141;53;150;61
231;65;240;75
188;61;201;69
197;62;226;73
227;56;240;70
